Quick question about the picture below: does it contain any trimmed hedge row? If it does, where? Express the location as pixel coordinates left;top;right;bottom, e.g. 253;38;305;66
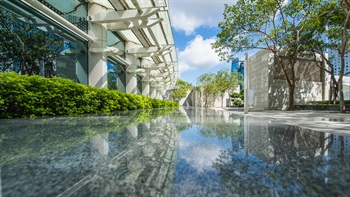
307;100;350;105
0;72;179;118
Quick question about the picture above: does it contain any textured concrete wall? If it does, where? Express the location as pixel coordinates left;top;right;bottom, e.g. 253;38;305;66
269;58;324;109
248;50;325;110
247;50;270;111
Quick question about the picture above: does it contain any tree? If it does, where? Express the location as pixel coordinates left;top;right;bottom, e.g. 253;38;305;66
197;73;217;107
0;8;63;76
231;89;244;107
303;0;349;112
212;0;323;110
108;71;118;90
171;79;192;101
215;68;242;107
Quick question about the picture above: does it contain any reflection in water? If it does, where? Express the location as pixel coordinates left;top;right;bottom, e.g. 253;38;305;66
0;107;349;196
0;110;179;196
213;116;350;197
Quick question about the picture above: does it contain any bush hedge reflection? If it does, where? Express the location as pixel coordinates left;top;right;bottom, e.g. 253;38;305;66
0;109;177;164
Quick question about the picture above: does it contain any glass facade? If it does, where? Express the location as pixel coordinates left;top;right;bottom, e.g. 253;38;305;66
231;58;244;89
0;0;89;84
37;0;88;32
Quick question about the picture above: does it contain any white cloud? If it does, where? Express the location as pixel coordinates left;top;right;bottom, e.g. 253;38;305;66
178;35;222;73
169;0;237;35
180;140;223;173
171;12;203;35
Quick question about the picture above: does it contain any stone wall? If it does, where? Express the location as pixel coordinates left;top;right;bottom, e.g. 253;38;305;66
247;50;270;110
247;50;326;110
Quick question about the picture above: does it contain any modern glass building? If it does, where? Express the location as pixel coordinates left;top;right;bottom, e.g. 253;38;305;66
329;50;350;77
231;57;244;89
0;0;178;99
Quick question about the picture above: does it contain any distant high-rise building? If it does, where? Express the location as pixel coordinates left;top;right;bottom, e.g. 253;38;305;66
329;50;350;76
231;57;244;89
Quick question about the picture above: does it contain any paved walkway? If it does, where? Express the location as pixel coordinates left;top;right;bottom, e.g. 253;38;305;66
226;109;350;135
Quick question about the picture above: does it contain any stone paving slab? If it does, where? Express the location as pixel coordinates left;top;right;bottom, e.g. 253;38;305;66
227;109;350;135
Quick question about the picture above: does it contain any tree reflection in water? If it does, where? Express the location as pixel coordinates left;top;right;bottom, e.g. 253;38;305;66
212;120;350;197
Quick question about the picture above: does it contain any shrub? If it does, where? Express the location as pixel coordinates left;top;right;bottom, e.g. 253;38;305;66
307;100;350;105
230;89;244;107
0;72;179;118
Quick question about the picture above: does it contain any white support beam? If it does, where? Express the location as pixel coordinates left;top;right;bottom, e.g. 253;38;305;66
136;49;171;58
126;45;170;54
88;8;160;23
147;27;160;47
142;63;167;69
131;0;142;12
107;18;162;31
110;55;130;67
89;47;124;56
108;0;125;10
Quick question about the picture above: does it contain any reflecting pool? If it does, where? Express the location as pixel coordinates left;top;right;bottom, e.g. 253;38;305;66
1;108;349;196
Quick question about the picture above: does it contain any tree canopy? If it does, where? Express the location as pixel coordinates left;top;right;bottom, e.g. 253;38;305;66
171;79;192;101
213;0;350;111
301;0;349;112
197;68;241;107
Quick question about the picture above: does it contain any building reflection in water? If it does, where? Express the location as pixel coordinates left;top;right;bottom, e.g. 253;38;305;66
0;114;179;196
214;115;350;197
1;108;349;196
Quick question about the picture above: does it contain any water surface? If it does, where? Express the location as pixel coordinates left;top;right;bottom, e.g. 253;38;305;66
1;108;349;196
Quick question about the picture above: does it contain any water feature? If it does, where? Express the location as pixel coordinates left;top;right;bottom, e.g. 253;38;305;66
0;108;349;196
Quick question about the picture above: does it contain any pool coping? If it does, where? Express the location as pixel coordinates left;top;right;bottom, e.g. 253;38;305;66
223;109;350;135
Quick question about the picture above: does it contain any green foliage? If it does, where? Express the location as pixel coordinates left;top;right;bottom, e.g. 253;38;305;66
107;72;118;90
307;100;350;105
197;73;217;107
230;89;244;107
171;79;192;101
301;0;349;111
0;72;179;119
197;69;242;107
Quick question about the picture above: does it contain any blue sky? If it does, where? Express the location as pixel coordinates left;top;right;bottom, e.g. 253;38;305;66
168;0;240;85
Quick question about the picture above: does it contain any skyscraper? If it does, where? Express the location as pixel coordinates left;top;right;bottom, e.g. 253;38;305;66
329;50;350;76
231;57;244;89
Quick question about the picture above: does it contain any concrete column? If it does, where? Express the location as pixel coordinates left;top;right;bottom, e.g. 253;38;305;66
125;42;139;94
150;84;157;98
142;69;150;96
142;80;150;96
126;70;137;94
88;4;108;88
156;88;162;100
244;53;249;114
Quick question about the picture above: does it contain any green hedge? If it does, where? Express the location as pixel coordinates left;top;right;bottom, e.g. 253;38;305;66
307;100;350;105
0;72;179;118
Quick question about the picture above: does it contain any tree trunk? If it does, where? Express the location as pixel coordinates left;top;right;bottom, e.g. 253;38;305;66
338;78;346;113
221;93;224;108
288;83;295;111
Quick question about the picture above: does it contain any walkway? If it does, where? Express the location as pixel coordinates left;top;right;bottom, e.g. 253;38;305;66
226;109;350;135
